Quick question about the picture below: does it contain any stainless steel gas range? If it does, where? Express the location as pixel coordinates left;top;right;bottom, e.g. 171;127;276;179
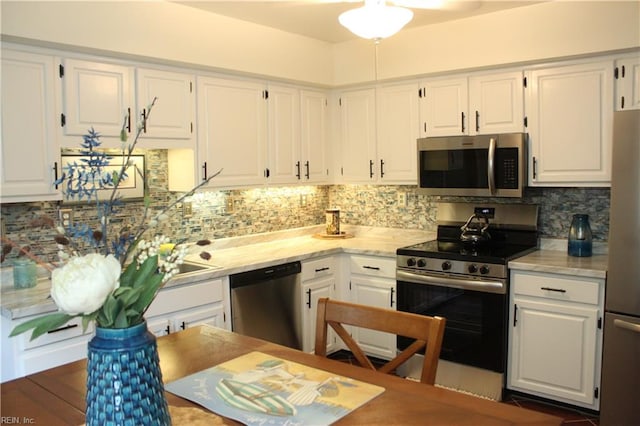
396;202;538;400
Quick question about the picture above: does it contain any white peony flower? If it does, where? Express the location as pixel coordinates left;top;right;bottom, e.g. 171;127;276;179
51;254;121;315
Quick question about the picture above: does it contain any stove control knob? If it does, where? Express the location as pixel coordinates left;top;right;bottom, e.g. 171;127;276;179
406;258;416;267
417;258;427;268
442;261;452;271
468;264;478;273
480;265;490;275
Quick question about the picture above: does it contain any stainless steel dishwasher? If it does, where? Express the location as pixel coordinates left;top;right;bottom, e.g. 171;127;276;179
229;261;303;350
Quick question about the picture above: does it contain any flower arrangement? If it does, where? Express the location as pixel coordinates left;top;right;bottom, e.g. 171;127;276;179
10;98;219;341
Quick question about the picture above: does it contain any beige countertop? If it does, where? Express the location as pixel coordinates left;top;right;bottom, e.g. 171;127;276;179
1;225;435;321
1;226;610;321
508;250;608;279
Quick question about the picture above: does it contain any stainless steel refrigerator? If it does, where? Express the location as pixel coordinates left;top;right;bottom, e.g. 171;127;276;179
599;109;640;425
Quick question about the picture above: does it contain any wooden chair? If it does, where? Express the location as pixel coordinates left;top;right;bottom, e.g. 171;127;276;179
314;297;446;385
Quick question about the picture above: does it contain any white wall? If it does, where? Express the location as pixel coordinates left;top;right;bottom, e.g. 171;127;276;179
0;1;334;86
1;1;639;87
333;1;640;86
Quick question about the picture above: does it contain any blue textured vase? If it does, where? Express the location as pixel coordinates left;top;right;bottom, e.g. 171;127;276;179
86;321;171;426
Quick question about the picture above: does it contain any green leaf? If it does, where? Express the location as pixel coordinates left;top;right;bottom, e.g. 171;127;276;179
115;286;144;309
98;294;118;328
120;128;127;142
132;255;158;289
132;273;164;315
114;309;129;328
119;261;138;288
81;313;97;332
10;312;76;341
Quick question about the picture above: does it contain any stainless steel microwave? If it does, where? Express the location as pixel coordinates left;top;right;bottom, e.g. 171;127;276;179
417;133;527;197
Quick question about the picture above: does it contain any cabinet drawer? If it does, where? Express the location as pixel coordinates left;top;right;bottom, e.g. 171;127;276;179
302;257;336;281
145;278;223;318
512;271;601;305
350;255;395;279
21;316;93;350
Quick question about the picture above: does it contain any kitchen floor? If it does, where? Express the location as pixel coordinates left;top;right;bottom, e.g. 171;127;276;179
328;350;600;425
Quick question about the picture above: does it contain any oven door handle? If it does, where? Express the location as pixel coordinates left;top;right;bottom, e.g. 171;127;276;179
396;269;506;294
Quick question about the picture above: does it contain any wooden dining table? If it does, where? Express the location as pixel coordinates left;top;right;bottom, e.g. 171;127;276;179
1;325;562;425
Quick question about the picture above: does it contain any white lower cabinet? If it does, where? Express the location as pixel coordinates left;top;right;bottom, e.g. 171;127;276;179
508;270;604;410
348;255;397;360
0;276;227;383
300;256;336;354
145;277;226;337
1;316;94;382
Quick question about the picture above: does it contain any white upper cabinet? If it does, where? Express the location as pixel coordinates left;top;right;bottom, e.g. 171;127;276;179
525;60;614;186
468;71;524;135
197;76;268;188
1;49;61;202
339;87;377;183
266;84;301;185
339;84;418;184
419;71;524;137
614;55;640;111
420;77;468;137
60;59;195;149
420;77;469;136
136;68;195;142
376;82;420;184
60;58;135;141
300;89;329;183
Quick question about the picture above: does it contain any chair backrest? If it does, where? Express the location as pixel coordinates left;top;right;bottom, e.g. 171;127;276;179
314;297;446;385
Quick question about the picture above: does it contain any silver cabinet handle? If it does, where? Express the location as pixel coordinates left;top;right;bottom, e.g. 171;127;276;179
614;319;640;334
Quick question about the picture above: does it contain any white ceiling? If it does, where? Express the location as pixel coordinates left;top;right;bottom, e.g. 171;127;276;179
173;1;541;43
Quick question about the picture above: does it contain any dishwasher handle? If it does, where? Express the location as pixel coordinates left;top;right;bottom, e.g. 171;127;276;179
230;261;301;288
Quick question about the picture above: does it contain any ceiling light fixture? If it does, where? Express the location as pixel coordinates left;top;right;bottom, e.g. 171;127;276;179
339;0;414;42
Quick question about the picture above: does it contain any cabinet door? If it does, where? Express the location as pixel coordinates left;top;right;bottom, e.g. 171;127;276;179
339;88;377;182
376;83;420;184
350;275;396;359
61;58;134;138
525;60;613;185
300;89;329;183
469;71;524;135
615;56;640;111
197;77;267;187
136;68;195;140
302;276;335;353
420;77;468;136
173;304;225;331
267;84;301;185
1;49;60;202
509;297;599;406
147;316;171;337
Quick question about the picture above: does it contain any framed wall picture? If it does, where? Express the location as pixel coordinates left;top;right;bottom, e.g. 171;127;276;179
60;154;145;202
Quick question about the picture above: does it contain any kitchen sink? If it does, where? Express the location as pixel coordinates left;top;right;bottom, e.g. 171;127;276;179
176;261;220;275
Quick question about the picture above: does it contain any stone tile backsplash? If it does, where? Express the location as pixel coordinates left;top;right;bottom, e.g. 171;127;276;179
0;149;610;264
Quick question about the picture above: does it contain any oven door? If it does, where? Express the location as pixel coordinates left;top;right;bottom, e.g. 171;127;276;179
396;269;508;373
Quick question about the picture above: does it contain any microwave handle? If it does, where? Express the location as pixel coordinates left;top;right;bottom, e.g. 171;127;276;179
487;137;496;195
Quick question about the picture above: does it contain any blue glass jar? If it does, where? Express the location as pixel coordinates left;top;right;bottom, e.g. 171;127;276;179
568;214;593;257
13;258;37;289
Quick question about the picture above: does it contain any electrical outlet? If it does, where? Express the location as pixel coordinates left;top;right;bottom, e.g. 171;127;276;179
300;194;308;207
183;201;193;218
397;192;407;207
225;198;234;213
59;208;73;227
